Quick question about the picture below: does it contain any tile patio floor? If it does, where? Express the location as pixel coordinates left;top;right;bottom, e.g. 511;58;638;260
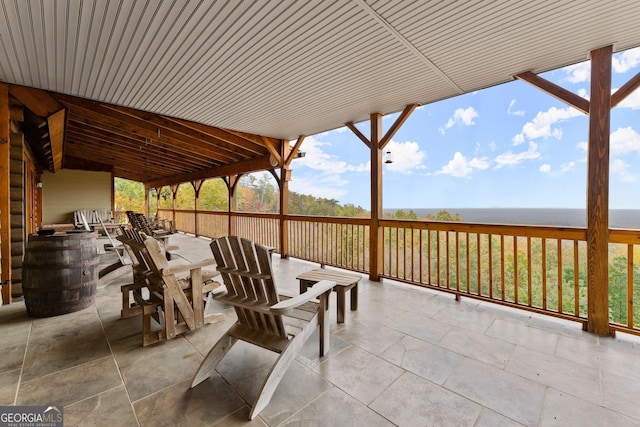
2;233;640;426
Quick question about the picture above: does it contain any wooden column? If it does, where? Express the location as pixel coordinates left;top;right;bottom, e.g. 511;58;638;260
193;180;203;237
370;113;383;281
586;45;613;336
0;83;11;304
143;185;150;218
279;168;290;258
227;176;239;236
170;184;178;224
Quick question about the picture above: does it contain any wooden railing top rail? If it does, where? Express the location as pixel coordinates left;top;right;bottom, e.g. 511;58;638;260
159;207;640;243
380;219;588;240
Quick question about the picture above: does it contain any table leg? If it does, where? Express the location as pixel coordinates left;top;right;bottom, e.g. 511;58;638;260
350;283;358;311
336;288;346;323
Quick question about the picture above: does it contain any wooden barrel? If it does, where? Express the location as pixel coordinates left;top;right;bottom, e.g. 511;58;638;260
23;231;98;317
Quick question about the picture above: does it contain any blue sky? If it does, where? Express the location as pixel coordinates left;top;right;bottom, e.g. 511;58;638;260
285;47;640;211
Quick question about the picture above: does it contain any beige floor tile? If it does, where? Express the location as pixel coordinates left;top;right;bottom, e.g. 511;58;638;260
229;361;332;426
601;370;640;422
22;310;111;382
439;326;515;369
313;345;404;405
64;386;138;426
475;408;525;426
0;329;28;374
485;317;559;355
283;387;393;427
370;371;482;426
444;357;546;426
134;376;246;426
0;369;20;405
540;388;638;426
380;335;464;385
112;335;203;402
18;356;122;407
506;345;602;404
332;319;405;355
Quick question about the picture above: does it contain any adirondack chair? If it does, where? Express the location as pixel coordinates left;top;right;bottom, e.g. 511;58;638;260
191;236;335;419
126;211;174;242
116;230;222;346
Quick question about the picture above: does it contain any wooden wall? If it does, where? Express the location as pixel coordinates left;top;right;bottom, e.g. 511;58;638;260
9;132;23;296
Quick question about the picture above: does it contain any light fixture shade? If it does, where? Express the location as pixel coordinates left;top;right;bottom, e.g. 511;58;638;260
384;150;393;164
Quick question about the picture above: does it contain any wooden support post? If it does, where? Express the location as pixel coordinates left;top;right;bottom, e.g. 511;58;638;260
0;83;11;304
279;139;292;258
586;45;613;336
227;176;239;236
279;169;290;259
170;184;178;226
370;113;383;281
143;185;150;218
193;180;203;237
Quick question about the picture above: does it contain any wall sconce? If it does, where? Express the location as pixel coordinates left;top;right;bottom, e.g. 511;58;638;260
384;150;393;164
36;181;43;188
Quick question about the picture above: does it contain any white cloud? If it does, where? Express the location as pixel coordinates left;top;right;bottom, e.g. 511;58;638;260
512;106;582;145
560;161;576;173
439;107;478;134
563;61;591;83
494;141;541;168
616;87;640;109
611;158;636;182
384;140;426;174
433;152;489;178
539;164;551;173
577;141;588;152
613;47;640;73
507;99;525;116
292;136;368;173
610;126;640;155
489;141;497;151
288;174;350;199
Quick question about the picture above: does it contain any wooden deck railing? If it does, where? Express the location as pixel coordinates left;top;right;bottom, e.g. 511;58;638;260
286;215;370;273
156;208;640;335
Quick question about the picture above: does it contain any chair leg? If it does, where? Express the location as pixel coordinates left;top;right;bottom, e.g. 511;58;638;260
191;332;237;388
249;330;307;420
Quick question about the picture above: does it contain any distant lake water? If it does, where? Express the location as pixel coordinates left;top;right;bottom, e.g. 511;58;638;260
384;208;640;229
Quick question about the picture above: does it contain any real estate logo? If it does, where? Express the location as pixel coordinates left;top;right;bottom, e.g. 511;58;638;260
0;406;63;427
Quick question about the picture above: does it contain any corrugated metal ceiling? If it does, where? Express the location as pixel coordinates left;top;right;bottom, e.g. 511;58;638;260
2;0;640;140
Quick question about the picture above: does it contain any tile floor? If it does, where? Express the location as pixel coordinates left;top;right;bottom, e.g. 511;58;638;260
2;233;640;426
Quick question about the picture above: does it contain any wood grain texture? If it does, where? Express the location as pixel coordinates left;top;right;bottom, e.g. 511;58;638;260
586;45;612;336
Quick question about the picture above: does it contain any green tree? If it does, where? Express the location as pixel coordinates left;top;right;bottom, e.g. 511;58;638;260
114;178;145;213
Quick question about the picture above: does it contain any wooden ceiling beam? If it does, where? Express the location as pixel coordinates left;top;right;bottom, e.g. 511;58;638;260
57;94;243;163
515;71;589;114
145;156;273;188
47;109;65;172
162;116;268;156
379;103;419;149
65;143;187;177
104;104;264;157
611;71;640;108
65;133;193;174
66;120;215;168
8;84;63;117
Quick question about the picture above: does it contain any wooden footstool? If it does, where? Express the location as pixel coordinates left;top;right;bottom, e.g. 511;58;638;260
297;269;360;323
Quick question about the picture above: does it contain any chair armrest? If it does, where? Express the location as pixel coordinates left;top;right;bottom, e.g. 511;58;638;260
164;245;179;252
270;280;335;314
161;258;215;276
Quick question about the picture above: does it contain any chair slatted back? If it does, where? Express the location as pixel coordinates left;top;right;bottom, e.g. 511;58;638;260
210;236;286;338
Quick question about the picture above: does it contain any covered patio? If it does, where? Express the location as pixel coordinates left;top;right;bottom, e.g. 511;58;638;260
2;1;640;424
3;233;640;426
